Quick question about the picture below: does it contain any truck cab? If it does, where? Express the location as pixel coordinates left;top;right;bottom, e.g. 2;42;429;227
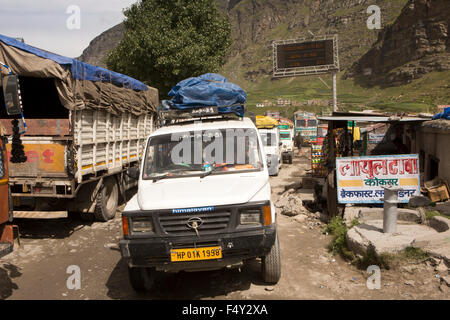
279;125;294;164
119;110;281;291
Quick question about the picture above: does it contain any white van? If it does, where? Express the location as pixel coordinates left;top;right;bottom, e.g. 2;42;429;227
258;127;282;176
120;112;281;291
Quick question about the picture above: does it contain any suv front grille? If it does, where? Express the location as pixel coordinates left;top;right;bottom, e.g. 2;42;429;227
158;211;231;236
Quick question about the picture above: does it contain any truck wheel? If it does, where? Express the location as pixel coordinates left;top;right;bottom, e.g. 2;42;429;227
288;154;293;164
261;234;281;284
128;266;155;292
94;177;119;222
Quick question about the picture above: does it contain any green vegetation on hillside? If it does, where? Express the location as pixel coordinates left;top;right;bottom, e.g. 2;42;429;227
222;70;450;117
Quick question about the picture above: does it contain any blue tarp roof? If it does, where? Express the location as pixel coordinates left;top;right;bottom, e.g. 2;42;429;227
432;107;450;120
162;73;246;117
0;34;148;91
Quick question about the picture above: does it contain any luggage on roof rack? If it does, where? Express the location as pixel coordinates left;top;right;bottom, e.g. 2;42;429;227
158;101;245;126
160;73;247;125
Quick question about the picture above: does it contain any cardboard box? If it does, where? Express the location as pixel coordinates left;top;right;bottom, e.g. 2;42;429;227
428;185;450;202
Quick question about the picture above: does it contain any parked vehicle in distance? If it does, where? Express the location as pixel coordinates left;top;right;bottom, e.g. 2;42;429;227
294;111;318;145
258;127;282;176
256;116;281;176
278;124;294;164
120;106;281;292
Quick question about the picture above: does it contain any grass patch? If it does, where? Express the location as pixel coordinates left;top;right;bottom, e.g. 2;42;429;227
355;246;390;270
322;216;358;261
425;210;450;220
357;247;429;270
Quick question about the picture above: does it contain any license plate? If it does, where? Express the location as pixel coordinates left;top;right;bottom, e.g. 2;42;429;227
170;246;222;262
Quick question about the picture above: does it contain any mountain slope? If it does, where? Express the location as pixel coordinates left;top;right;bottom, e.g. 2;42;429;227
78;0;450;113
345;0;450;87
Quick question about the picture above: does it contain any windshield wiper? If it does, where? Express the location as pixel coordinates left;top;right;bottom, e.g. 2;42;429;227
200;164;229;179
152;173;172;182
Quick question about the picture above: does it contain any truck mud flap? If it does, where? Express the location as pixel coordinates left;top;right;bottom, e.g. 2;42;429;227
13;211;68;219
0;224;15;258
0;242;13;258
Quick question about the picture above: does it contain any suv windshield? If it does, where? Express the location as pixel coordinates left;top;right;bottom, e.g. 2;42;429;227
143;128;263;180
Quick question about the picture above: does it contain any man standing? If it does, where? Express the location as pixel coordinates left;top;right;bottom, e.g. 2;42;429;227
295;132;303;156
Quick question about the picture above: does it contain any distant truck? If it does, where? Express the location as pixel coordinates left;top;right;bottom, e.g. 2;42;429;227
278;124;294;164
0;34;158;221
294;111;318;145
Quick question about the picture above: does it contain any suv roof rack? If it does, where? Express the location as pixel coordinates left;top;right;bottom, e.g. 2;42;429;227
158;105;246;127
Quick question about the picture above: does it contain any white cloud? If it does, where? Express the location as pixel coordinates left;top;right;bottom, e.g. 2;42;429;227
0;0;138;58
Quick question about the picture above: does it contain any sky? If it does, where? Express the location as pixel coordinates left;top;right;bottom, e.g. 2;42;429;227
0;0;138;58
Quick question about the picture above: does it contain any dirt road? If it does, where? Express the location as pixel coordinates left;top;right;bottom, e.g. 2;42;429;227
0;153;447;300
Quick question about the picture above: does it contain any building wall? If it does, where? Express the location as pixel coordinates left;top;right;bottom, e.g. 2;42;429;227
416;126;450;184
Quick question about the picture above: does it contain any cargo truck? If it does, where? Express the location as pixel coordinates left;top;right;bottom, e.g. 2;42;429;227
0;34;158;221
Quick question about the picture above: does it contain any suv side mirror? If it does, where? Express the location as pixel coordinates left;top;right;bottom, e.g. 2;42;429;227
2;75;23;116
126;167;140;180
279;142;283;147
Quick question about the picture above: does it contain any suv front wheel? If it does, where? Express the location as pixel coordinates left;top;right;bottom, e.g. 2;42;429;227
128;266;156;292
261;233;281;284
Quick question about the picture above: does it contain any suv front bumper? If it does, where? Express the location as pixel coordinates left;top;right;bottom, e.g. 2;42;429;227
119;225;276;272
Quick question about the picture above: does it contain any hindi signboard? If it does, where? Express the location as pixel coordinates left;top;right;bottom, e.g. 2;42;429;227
273;35;339;78
336;155;420;204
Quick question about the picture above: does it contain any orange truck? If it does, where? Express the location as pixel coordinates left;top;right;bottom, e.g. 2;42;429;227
0;122;14;258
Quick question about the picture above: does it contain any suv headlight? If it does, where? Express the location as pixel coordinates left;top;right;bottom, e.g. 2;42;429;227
240;209;262;225
131;217;154;233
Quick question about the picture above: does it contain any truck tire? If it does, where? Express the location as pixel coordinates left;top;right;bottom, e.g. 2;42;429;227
128;266;155;292
261;233;281;284
94;177;119;222
288;154;293;164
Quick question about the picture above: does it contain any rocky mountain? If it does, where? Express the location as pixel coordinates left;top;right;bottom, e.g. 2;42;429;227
219;0;408;82
345;0;450;87
78;0;450;111
79;23;124;67
79;0;408;74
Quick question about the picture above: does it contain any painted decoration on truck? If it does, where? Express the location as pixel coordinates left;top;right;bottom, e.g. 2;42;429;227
6;143;66;174
336;154;420;204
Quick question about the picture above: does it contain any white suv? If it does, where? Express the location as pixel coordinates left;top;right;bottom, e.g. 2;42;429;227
120;116;281;291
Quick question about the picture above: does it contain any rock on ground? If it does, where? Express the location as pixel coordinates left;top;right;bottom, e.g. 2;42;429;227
275;191;306;217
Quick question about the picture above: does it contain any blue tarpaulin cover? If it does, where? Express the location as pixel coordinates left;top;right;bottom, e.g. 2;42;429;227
163;73;246;117
0;34;148;91
432;107;450;120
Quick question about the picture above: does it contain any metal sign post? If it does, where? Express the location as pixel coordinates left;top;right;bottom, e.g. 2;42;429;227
332;72;338;112
272;35;340;111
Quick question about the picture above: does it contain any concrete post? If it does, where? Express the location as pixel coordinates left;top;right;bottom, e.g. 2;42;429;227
383;187;402;233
